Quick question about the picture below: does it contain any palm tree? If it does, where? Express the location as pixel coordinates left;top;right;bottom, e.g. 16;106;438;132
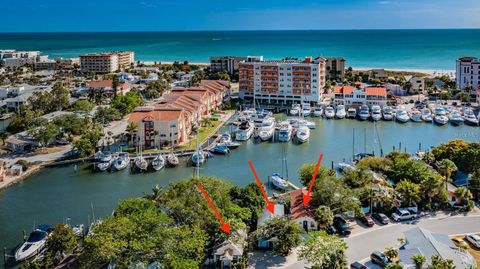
412;254;426;269
145;184;163;203
384;247;398;262
314;206;333;229
126;122;138;146
438;159;457;191
455;186;472;205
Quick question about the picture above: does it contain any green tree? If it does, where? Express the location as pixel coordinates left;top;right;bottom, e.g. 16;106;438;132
111;91;143;115
469;168;480;200
429;255;455;269
395;180;421;207
438;159;457;191
73;128;102;157
314;206;333;229
385;264;403;269
112;75;119;98
88;88;107;105
46;224;77;260
51;81;70;111
229;183;265;222
311;176;362;215
384;247;399;262
0;131;8;145
412;253;426;269
94;106;122;124
126;122;138;145
7;106;40;133
342;168;374;189
455;186;472;205
69;99;94;113
298;230;348;269
298;163;331;187
256;216;302;255
29;121;60;147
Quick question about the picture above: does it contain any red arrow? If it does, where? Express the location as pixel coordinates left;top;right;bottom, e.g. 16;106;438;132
197;182;231;234
248;160;275;214
303;153;324;206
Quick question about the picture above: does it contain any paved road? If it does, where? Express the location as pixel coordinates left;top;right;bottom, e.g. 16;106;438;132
346;214;480;264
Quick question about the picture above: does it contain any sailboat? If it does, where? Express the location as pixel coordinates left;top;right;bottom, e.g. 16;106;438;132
134;131;148;172
97;152;114;171
151;154;166;171
270;146;289;190
191;116;207;166
167;124;179;166
113;152;130;171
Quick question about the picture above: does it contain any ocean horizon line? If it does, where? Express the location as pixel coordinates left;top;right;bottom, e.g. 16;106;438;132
1;27;480;34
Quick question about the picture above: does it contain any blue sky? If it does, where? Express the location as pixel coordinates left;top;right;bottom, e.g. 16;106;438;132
1;0;480;32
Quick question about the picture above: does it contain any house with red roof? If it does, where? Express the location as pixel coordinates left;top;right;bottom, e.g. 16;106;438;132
88;80;130;97
333;85;387;107
290;189;318;231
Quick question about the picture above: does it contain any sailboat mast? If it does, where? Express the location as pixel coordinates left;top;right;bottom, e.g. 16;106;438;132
352;128;355;161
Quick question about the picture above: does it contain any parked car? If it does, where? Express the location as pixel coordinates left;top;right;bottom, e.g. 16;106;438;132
325;225;337;235
333;215;351;236
452;237;469;249
391;209;416;222
358;215;374;227
370;251;390;267
465;234;480;248
350;261;369;269
372;212;389;225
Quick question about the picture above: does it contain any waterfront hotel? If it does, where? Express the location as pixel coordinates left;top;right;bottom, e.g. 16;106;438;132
80;51;134;74
238;56;326;105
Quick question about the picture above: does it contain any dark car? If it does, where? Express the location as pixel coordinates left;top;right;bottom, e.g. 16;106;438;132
372;212;390;225
333;215;351;236
350;261;368;269
370;251;390;267
325;225;337;235
358;214;375;227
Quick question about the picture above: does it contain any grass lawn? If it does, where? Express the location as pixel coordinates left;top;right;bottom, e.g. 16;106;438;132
176;120;222;151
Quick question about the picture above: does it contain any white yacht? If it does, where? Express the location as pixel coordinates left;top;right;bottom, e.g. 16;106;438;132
306;121;316;129
278;121;293;142
313;106;323;117
371;105;382;121
235;120;254;141
434;107;449;125
134;156;148;171
97;152;114;171
421;108;433;122
302;103;311;117
166;153;179;167
113;152;129;171
290;104;301;116
410;109;423;122
15;225;52;261
335;105;347;119
324;106;335;119
449;111;464;126
464;108;479;126
382;106;393;121
358;105;370;120
395;109;410;123
151;154;166;171
258;117;275;141
347;107;357;118
296;124;310;143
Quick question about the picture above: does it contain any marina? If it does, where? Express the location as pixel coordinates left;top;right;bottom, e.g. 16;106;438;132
1;114;480;264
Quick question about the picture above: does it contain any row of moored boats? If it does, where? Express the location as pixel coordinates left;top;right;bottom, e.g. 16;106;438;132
95;151;179;172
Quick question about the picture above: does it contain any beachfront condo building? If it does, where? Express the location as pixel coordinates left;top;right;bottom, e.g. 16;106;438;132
210;56;247;75
456;57;480;90
0;49;41;69
325;57;346;82
80;51;134;73
239;56;326;105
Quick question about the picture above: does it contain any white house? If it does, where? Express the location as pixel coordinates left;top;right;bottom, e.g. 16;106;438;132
290;189;317;231
456;57;480;90
409;76;425;94
212;230;247;268
257;204;285;248
333;85;388;107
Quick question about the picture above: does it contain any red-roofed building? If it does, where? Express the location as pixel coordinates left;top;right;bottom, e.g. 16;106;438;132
290;189;317;231
333;85;387;107
88;80;130;97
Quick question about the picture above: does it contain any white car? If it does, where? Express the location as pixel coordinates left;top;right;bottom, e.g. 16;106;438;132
465;234;480;248
391;209;416;222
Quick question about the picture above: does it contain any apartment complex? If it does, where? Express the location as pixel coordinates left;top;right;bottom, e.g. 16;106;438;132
239;56;326;105
80;51;134;73
210;56;247;74
325;57;346;82
333;85;388;107
456;57;480;90
0;50;41;69
127;80;230;148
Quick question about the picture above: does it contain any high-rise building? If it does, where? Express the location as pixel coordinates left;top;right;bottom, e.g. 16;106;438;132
456;57;480;90
325;57;346;82
80;51;134;73
238;56;326;105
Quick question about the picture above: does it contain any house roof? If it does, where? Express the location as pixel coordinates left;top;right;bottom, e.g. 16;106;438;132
290;189;315;220
89;80;129;90
399;227;475;268
333;86;354;95
127;108;184;123
365;87;387;97
258;204;285;226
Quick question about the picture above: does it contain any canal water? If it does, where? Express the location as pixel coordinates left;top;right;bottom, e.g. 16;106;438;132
1;116;480;264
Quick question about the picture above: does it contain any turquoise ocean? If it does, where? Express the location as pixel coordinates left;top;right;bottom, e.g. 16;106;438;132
1;29;480;70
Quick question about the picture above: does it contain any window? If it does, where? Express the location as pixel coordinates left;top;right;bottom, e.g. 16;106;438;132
310;222;315;228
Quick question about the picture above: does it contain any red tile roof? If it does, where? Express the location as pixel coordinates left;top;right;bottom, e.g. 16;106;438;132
89;80;129;90
365;87;387;97
127;108;184;123
333;86;354;95
290;189;315;220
